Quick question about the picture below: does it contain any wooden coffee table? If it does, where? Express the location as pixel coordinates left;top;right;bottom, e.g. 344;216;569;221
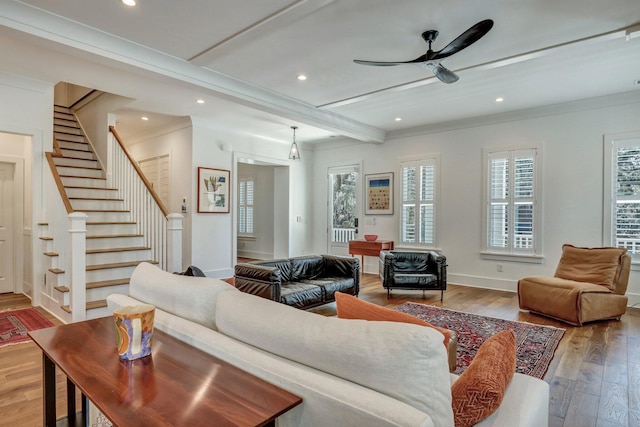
29;317;302;427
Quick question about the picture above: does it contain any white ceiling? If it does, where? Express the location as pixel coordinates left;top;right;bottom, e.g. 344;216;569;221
2;0;640;145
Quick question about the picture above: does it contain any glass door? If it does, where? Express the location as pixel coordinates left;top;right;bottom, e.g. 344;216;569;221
327;164;359;256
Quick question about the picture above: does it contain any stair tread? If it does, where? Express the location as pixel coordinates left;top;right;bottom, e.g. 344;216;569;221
59;147;92;153
43;252;59;257
39;236;53;241
79;209;129;213
86;221;136;225
54;286;68;292
87;278;130;289
37;222;48;226
57;156;96;162
59;175;106;180
87;234;142;239
49;268;64;274
69;197;124;201
87;260;155;271
55;164;102;171
66;186;117;191
86;246;150;254
61;300;107;313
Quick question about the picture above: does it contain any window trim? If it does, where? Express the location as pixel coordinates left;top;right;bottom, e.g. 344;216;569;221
398;154;440;248
603;131;640;266
481;144;543;261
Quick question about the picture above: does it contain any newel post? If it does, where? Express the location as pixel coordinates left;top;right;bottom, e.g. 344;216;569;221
167;213;184;274
69;212;87;323
106;131;114;188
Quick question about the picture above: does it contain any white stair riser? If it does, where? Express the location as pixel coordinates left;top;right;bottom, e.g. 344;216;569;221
45;271;64;290
71;199;125;211
54;118;78;128
57;141;89;152
87;283;130;302
54;125;82;135
86;265;138;282
60;176;107;188
56;166;103;178
53;157;98;169
87;249;150;265
56;134;87;144
53;287;69;307
66;187;118;199
84;211;131;222
60;149;94;160
86;236;144;250
86;306;112;320
86;223;137;235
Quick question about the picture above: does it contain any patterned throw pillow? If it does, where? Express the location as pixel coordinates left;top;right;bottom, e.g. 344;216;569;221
334;292;452;349
451;330;516;427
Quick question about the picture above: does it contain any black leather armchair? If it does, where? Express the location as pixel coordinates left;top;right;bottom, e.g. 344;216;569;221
379;251;447;300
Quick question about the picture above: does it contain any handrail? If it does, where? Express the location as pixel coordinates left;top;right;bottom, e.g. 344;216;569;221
109;125;169;217
45;151;74;214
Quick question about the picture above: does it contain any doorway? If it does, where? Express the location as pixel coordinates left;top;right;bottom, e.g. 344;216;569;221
327;164;360;256
0;162;15;293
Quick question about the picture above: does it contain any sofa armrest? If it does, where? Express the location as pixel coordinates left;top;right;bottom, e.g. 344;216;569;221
429;251;447;290
379;251;395;286
234;263;282;301
322;255;360;293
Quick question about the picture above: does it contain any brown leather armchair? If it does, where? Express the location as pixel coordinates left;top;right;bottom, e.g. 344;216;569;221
518;244;631;326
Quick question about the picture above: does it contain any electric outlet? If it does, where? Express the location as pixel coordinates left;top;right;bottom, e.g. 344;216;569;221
496;264;503;272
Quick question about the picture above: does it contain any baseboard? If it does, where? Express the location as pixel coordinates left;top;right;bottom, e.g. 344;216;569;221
448;273;518;293
40;292;71;324
237;250;272;260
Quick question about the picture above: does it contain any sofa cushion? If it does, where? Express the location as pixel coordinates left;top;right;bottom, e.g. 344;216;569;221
216;291;454;427
291;255;325;281
554;244;627;289
334;292;451;349
303;277;356;301
280;282;323;308
129;262;237;330
393;252;431;272
451;330;516;427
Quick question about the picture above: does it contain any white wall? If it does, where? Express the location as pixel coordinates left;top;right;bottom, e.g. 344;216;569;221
0;72;54;302
125;121;193;271
312;92;640;306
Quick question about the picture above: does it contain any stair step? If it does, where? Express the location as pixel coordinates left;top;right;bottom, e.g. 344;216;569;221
87;234;142;239
70;197;125;202
38;222;49;226
49;268;64;274
39;236;53;241
87;261;148;271
86;246;149;254
61;300;107;313
54;286;69;292
44;252;59;257
54;279;130;293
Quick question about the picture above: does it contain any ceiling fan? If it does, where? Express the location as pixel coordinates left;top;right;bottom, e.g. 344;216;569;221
354;19;494;84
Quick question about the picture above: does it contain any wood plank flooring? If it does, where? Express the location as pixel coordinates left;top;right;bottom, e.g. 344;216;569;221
1;275;638;426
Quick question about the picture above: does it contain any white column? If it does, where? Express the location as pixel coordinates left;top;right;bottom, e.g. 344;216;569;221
106;132;114;188
167;213;184;274
68;212;87;323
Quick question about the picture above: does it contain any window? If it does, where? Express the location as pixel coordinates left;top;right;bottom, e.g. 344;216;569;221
604;132;640;259
238;176;254;235
400;157;438;246
483;147;540;256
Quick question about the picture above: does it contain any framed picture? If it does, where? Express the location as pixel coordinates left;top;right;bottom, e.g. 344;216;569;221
197;167;230;213
365;172;393;215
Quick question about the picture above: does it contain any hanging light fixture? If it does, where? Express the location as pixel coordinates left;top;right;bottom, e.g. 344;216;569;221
289;126;301;160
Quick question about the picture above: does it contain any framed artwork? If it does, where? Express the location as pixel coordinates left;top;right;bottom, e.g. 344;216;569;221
365;172;393;215
197;167;230;213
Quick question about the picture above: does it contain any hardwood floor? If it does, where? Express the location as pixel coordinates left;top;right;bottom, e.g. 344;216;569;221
2;275;638;426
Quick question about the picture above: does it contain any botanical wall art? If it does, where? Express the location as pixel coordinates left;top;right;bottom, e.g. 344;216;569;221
365;172;393;215
197;167;230;213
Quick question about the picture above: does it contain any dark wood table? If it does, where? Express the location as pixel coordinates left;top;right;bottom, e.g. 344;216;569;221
29;317;302;427
348;239;394;271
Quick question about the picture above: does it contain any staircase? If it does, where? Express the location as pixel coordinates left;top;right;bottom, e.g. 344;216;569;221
41;105;157;320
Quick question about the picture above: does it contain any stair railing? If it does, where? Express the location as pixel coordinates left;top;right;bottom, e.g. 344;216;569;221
108;126;182;273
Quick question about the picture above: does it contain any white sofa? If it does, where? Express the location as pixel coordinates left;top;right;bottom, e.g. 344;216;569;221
107;262;549;427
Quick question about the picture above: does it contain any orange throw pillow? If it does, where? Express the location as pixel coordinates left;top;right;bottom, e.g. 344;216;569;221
334;292;452;349
451;330;516;427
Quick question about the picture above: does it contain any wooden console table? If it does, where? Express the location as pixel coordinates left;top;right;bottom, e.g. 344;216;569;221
348;239;394;271
29;317;302;427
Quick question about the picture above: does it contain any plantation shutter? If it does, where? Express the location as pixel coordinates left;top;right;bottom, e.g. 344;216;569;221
487;149;536;252
615;141;640;253
401;158;436;245
239;176;255;235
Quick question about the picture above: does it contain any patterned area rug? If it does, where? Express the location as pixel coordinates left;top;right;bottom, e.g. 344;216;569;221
0;308;54;347
395;303;565;379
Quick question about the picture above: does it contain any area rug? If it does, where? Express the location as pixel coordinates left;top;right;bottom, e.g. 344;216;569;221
395;303;565;379
0;308;54;347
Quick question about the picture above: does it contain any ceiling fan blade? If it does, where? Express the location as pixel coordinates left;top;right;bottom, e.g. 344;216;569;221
354;55;427;67
431;63;459;84
429;19;493;60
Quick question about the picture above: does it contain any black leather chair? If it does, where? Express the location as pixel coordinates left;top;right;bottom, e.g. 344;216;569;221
379;251;447;300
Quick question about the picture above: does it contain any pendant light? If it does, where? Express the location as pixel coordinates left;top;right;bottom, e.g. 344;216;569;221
289;126;301;160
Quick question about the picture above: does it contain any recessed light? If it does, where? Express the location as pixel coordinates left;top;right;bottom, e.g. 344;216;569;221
395;117;402;122
196;99;205;104
297;74;307;81
141;116;149;121
122;0;136;6
495;97;504;103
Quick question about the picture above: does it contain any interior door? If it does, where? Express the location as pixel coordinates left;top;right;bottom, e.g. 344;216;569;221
327;164;360;256
0;162;15;293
